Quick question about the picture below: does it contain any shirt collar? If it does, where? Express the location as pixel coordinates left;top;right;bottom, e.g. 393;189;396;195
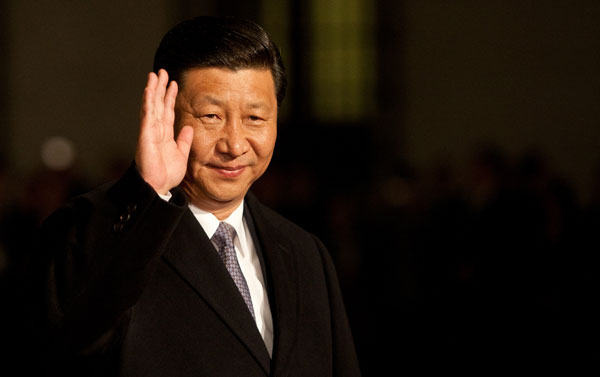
189;200;245;240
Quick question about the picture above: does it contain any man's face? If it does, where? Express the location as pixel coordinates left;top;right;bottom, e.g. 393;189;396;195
175;67;278;214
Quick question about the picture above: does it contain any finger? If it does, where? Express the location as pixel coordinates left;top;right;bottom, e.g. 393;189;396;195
147;71;159;91
176;125;194;160
162;80;178;133
140;72;158;124
164;80;178;112
154;69;169;113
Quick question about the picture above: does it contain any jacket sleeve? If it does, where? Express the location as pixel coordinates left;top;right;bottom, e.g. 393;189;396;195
312;235;362;377
40;164;188;370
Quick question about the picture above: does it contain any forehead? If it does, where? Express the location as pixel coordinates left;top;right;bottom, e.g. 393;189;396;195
179;67;276;105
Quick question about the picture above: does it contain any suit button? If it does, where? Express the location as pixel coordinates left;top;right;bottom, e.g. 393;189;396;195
127;204;137;213
113;223;125;232
119;213;131;222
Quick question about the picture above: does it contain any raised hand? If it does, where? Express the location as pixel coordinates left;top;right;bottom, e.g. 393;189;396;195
135;69;194;195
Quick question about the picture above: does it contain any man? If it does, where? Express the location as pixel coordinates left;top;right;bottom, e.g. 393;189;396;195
40;16;360;376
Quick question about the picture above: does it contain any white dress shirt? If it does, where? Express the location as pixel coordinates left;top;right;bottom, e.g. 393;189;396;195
160;193;273;355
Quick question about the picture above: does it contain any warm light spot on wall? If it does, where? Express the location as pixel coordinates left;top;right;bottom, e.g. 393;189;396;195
310;0;376;121
40;136;76;171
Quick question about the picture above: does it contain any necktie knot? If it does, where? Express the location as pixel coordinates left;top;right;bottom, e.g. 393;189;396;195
212;222;236;250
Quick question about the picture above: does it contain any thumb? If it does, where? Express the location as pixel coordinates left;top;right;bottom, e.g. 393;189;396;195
176;125;194;159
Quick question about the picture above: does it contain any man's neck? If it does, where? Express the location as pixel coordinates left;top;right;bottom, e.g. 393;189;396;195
184;194;244;220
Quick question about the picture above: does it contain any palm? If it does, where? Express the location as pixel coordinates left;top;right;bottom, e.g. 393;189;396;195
135;70;193;195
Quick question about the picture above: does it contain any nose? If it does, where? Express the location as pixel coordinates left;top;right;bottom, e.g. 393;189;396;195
216;118;249;158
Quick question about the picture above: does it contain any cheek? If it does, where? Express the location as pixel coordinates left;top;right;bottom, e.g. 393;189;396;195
189;138;212;162
253;127;277;159
189;127;220;157
174;106;191;130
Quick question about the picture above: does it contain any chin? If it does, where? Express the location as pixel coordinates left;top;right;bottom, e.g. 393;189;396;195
207;188;247;203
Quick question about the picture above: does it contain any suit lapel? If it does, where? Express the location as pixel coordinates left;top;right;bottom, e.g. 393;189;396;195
245;194;299;373
162;209;271;374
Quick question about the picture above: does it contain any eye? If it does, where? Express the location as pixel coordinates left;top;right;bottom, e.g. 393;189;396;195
248;115;264;123
201;114;221;123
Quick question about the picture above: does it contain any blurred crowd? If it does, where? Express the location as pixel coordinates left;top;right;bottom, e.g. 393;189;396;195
254;138;600;373
0;138;598;374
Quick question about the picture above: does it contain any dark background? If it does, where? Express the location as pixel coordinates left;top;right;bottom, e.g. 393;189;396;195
1;0;599;374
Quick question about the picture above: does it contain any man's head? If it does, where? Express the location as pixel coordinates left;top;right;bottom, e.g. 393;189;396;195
153;16;286;106
153;17;284;218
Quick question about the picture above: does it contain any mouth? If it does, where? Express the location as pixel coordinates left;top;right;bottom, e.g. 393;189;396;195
208;164;246;178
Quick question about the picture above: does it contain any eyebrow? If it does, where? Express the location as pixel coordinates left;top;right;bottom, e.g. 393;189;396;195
193;95;224;106
246;101;271;111
192;95;271;111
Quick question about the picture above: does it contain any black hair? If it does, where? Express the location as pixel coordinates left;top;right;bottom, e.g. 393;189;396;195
153;16;287;106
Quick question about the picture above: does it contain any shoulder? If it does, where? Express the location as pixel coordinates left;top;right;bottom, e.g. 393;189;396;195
244;192;330;267
245;192;318;242
41;163;187;241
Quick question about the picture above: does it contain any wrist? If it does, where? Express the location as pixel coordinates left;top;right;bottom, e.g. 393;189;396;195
158;191;173;201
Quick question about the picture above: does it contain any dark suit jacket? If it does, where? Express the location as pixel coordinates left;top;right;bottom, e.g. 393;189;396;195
40;164;360;376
